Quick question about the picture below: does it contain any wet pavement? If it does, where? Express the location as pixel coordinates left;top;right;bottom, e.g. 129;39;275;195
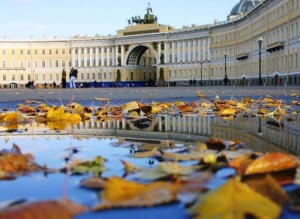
0;86;299;103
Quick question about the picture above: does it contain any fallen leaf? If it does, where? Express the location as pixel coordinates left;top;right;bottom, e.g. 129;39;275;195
245;174;289;205
189;178;281;219
0;199;87;219
68;156;106;177
94;177;179;210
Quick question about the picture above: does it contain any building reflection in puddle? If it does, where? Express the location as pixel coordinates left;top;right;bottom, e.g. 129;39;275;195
3;114;299;155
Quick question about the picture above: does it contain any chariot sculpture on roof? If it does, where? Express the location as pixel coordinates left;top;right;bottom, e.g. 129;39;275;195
128;3;158;26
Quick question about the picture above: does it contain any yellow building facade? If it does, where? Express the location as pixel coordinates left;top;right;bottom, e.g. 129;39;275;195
0;0;299;88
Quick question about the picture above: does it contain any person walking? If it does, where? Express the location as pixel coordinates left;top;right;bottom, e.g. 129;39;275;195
69;68;76;89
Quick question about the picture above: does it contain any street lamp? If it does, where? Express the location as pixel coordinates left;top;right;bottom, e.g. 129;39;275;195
257;37;263;86
257;117;263;136
224;53;228;86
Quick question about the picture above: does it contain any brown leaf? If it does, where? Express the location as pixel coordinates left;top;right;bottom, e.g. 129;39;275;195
0;145;43;179
245;174;289;205
0;199;87;219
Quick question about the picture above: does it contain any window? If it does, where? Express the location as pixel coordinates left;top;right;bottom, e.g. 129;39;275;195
20;74;24;81
55;60;59;67
11;50;15;55
27;50;30;55
2;61;6;68
27;60;31;68
34;50;38;55
42;60;46;68
104;73;107;79
49;74;52;81
42;50;45;55
20;50;23;55
49;60;52;68
92;73;95;80
12;74;15;81
2;50;5;55
3;75;6;81
56;49;58;55
62;49;65;55
98;73;101;79
42;74;45;80
49;50;52;55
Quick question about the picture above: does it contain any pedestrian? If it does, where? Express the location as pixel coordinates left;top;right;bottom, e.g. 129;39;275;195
69;68;77;89
53;81;56;88
62;68;67;88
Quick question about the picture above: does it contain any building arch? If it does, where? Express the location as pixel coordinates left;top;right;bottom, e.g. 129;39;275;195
125;44;158;66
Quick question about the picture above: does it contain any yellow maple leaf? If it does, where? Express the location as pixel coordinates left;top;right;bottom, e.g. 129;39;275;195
189;178;281;219
94;177;179;210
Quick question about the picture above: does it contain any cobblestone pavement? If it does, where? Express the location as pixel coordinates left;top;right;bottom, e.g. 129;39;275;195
0;86;299;102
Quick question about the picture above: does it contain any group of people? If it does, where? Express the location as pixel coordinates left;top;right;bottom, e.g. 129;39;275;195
61;68;78;89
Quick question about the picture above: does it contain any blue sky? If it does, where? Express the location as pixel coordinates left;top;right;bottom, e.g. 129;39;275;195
0;0;238;39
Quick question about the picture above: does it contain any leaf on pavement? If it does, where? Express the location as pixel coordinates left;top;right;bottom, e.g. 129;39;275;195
94;177;179;210
189;178;281;219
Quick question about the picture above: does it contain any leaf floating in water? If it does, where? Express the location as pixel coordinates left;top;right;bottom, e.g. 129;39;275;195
0;144;45;180
0;199;87;219
67;156;106;177
94;177;179;210
189;178;281;219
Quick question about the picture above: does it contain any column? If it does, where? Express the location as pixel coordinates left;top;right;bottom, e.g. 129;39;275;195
71;48;75;67
207;38;211;60
182;41;185;62
115;46;118;66
164;42;168;64
171;41;175;63
177;41;181;63
158;42;161;64
95;47;99;67
78;48;81;67
198;39;201;61
101;47;104;67
202;39;206;61
89;48;93;67
188;40;191;62
121;45;124;66
83;48;87;67
106;47;110;66
193;40;196;62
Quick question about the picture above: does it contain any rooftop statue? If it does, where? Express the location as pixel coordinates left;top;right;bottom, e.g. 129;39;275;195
128;3;158;26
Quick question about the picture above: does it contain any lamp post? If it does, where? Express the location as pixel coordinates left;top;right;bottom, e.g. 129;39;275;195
200;61;203;86
257;37;263;86
224;53;228;86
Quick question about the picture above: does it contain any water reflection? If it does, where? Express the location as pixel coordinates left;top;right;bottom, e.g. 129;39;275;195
1;114;299;155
